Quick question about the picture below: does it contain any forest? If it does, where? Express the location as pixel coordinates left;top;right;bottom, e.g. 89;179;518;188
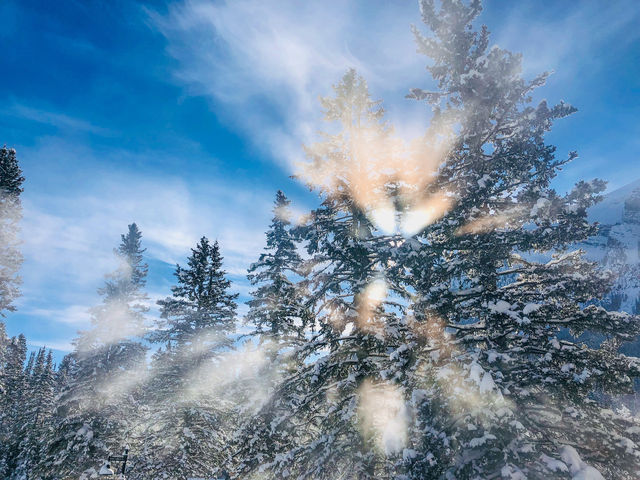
2;1;640;479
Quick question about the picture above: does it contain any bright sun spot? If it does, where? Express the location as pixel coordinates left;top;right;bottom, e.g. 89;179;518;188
364;278;387;304
400;206;434;236
370;204;397;234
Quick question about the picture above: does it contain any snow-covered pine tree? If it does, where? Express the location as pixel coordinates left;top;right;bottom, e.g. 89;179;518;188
24;349;36;380
14;348;56;479
231;191;310;473
238;2;640;478
390;1;640;478
0;334;27;477
0;321;8;395
246;190;307;346
38;224;149;478
236;70;410;480
55;352;75;397
0;146;25;315
136;237;238;479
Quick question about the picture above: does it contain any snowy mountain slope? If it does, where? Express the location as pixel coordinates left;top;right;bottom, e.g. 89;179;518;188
586;178;640;313
590;178;640;225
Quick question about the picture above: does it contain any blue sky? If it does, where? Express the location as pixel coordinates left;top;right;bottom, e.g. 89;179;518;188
1;0;639;363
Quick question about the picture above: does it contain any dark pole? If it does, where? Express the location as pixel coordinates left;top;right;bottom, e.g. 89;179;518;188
121;447;129;475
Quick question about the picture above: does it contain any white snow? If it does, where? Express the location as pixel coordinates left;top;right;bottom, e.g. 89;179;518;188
540;453;568;472
99;463;115;475
560;445;605;480
469;362;484;384
589;179;640;225
75;423;93;441
469;433;496;447
341;322;354;337
561;363;575;373
402;448;417;460
501;464;527;479
479;371;496;394
489;300;511;313
573;369;590;383
478;174;491;188
437;366;455;380
531;197;550;216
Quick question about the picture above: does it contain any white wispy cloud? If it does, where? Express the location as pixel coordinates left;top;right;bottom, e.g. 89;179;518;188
22;304;91;327
147;0;427;168
148;0;640;179
23;151;272;273
22;175;271;283
4;102;114;136
27;339;75;353
15;139;275;348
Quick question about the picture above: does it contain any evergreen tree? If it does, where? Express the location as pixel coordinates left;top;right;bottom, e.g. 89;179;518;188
14;348;56;479
247;190;307;346
55;353;75;397
0;146;25;315
238;2;640;479
37;350;56;428
394;1;640;478
237;70;407;479
0;334;27;477
232;192;310;473
92;223;149;342
39;224;149;478
0;321;9;396
136;237;238;479
153;237;236;354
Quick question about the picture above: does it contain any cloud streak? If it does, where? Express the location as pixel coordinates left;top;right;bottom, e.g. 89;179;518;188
14;140;276;350
4;102;114;136
148;0;640;186
147;0;427;168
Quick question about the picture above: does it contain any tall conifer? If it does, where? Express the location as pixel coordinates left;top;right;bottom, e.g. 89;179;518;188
394;1;640;478
247;190;307;345
238;2;640;479
0;335;27;476
137;237;238;479
40;225;148;478
237;70;408;479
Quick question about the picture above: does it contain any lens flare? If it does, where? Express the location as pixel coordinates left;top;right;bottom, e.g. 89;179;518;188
370;203;397;234
358;379;408;455
455;208;522;236
364;278;387;304
400;193;453;237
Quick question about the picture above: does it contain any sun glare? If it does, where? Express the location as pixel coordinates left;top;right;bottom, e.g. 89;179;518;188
370;204;397;234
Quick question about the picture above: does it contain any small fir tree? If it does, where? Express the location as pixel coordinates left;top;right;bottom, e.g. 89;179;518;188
246;190;308;345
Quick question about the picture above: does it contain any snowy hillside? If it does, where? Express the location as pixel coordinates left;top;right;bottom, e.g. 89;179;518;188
589;178;640;226
585;178;640;313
